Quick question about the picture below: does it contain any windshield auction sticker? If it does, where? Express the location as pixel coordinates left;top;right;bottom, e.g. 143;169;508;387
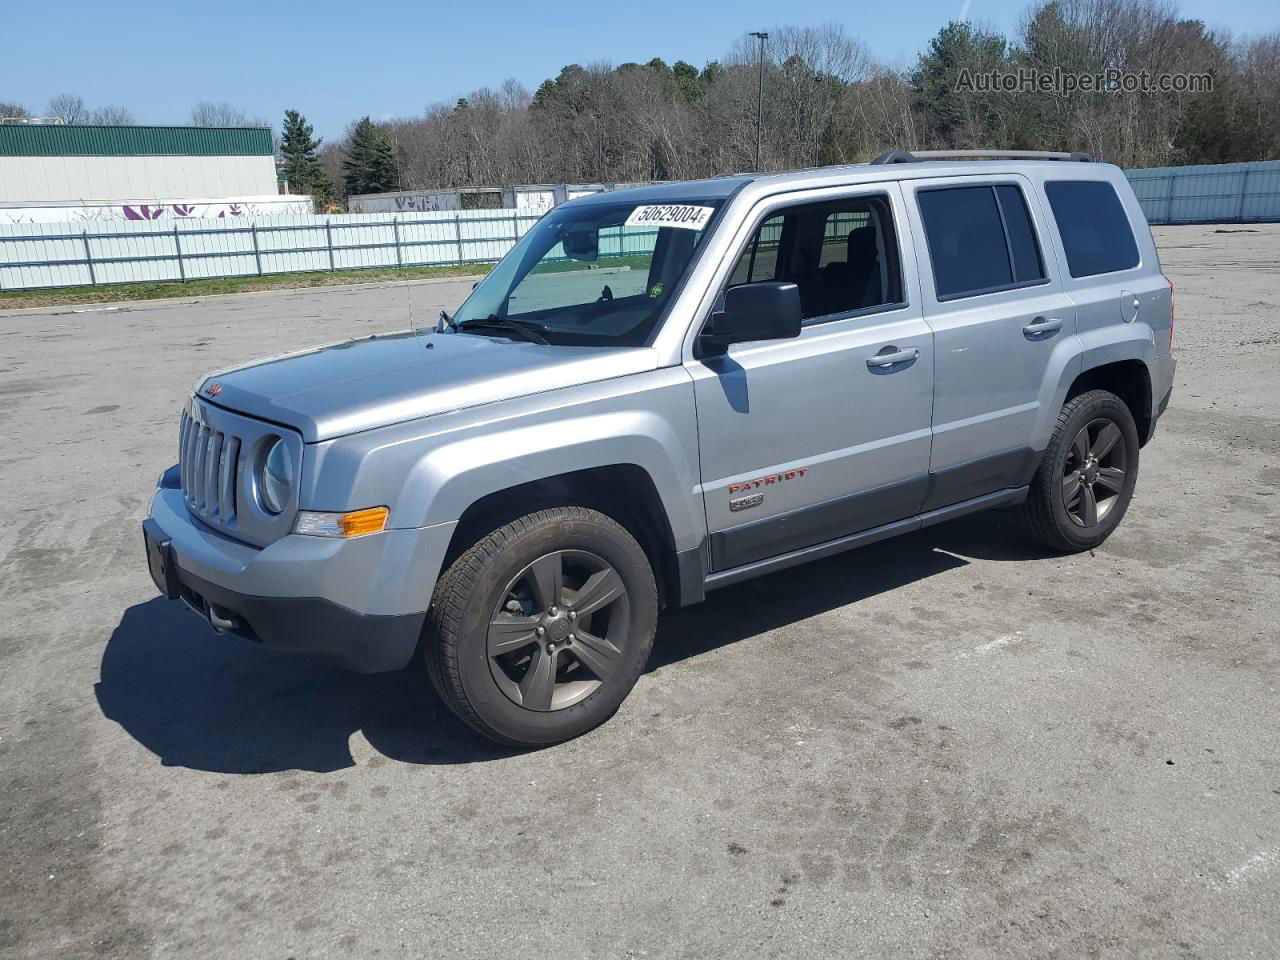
624;204;715;230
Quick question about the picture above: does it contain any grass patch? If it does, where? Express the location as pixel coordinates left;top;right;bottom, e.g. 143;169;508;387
0;263;495;310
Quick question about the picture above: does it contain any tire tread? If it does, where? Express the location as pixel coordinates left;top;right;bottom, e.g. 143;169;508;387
1019;388;1136;551
424;506;655;746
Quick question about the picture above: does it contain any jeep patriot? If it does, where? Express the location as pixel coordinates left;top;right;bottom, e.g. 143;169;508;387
143;149;1176;746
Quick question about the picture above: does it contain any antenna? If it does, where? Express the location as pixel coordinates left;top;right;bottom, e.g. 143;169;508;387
395;213;417;328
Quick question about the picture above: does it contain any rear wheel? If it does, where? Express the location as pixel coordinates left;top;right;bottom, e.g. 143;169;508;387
1020;389;1140;552
424;506;657;747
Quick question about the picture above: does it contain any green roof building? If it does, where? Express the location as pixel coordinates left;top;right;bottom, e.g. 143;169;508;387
0;125;279;204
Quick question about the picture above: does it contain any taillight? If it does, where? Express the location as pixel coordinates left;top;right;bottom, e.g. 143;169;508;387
1165;275;1175;351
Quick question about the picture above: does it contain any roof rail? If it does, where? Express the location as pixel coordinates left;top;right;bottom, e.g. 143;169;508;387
871;149;1094;164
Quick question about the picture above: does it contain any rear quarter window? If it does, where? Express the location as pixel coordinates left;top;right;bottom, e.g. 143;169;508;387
1044;180;1140;278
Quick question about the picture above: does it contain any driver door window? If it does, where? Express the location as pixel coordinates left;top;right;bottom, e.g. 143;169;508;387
727;215;785;286
727;195;903;323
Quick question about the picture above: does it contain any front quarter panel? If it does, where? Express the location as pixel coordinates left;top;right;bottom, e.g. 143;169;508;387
300;367;706;552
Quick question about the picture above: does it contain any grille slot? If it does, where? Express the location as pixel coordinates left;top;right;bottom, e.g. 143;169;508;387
179;409;240;525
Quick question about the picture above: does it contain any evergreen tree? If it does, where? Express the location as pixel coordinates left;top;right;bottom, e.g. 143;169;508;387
280;109;336;209
280;109;321;190
912;21;1019;148
672;60;702;101
341;117;399;197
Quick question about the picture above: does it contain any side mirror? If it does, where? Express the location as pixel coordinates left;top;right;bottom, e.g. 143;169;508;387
562;225;599;262
700;281;802;353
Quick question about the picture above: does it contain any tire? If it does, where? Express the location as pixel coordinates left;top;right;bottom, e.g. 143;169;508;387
424;506;658;747
1020;389;1140;552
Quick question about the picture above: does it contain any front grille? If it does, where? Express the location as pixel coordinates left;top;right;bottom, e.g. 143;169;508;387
176;397;301;547
179;409;241;526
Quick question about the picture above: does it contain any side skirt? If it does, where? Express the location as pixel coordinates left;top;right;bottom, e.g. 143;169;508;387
710;475;927;571
702;486;1028;593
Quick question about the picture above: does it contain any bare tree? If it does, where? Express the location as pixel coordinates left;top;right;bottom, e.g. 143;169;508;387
837;66;921;160
48;93;88;124
189;101;249;127
0;101;31;119
329;7;1275;197
718;24;875;170
769;24;873;165
89;104;135;125
1015;0;1222;165
1234;31;1280;158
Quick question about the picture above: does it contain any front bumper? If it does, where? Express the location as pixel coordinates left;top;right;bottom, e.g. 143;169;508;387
143;477;455;673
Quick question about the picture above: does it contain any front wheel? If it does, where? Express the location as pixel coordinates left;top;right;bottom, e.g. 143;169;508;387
424;506;658;747
1020;389;1140;552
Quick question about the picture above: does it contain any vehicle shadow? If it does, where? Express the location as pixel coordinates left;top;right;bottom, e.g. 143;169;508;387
96;511;1042;773
647;510;1042;671
96;599;516;774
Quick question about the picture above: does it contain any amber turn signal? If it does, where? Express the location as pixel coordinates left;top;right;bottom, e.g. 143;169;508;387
338;507;389;537
293;506;389;538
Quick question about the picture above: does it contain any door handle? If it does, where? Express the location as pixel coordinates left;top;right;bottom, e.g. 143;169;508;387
1022;316;1063;338
866;347;919;369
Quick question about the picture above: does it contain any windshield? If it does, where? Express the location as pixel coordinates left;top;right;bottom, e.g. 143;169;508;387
451;198;724;347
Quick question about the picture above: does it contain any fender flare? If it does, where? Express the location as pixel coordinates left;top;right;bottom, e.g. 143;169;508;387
394;409;704;552
1037;325;1156;447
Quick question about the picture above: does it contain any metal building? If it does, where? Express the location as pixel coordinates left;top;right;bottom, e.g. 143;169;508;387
0;125;307;223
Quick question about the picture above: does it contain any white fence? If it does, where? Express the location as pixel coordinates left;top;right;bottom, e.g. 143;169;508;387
0;208;546;291
4;159;1280;293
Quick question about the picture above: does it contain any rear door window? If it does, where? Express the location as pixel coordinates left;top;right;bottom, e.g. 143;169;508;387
996;185;1045;284
1044;180;1140;277
917;184;1047;300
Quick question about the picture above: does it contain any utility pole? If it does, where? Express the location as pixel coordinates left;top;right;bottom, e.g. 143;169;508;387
750;31;768;172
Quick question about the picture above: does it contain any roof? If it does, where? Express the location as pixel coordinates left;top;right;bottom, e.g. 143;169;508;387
0;125;274;157
574;157;1126;210
569;176;755;206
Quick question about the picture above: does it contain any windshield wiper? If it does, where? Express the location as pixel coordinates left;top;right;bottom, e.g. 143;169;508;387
457;314;550;345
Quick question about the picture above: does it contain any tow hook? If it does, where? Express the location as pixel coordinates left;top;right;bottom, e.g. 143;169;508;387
206;603;241;634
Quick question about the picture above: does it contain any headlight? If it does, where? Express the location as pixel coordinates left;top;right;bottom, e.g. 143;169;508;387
259;438;293;514
294;507;389;538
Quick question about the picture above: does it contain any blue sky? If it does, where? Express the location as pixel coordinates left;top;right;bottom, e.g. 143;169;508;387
4;0;1275;139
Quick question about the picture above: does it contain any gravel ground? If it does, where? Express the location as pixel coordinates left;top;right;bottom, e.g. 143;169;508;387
1;224;1277;959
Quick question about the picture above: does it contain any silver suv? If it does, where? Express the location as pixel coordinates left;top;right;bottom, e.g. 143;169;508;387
143;150;1176;746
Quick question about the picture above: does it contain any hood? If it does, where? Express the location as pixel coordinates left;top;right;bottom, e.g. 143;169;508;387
196;329;659;442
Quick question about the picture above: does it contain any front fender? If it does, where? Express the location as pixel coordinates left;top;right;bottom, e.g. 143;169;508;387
300;369;705;553
405;411;702;549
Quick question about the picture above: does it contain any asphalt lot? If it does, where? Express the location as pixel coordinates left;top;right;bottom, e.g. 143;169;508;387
1;223;1278;959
